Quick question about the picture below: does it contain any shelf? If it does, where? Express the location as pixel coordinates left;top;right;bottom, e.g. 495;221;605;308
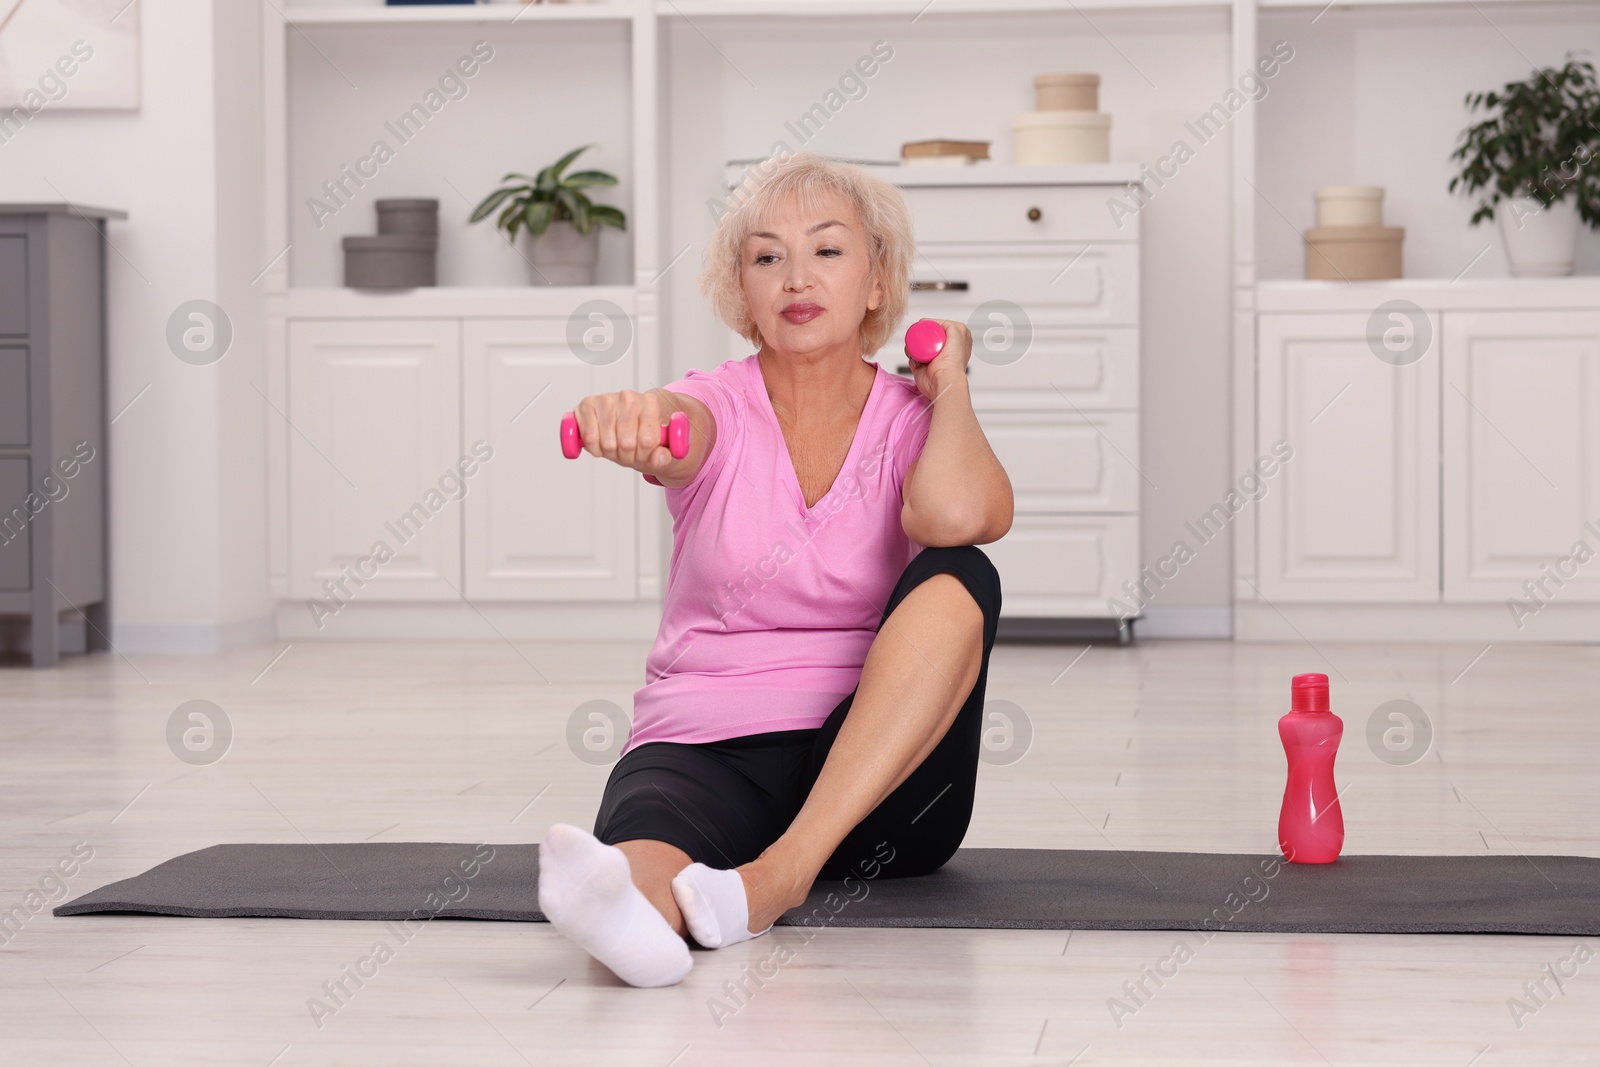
660;0;1224;14
866;162;1141;188
1256;276;1600;312
284;285;638;318
725;161;1141;189
283;3;635;25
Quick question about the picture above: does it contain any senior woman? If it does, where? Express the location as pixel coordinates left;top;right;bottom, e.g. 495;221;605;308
538;151;1013;987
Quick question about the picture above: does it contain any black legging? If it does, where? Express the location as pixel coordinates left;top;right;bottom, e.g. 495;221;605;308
593;544;1001;881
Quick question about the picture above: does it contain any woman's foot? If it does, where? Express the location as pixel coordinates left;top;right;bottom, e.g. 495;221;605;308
671;854;812;949
537;823;692;987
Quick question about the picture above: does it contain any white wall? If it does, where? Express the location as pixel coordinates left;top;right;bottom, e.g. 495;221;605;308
663;11;1239;630
0;0;272;653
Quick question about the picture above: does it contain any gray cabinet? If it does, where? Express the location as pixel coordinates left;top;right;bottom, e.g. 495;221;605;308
0;204;123;667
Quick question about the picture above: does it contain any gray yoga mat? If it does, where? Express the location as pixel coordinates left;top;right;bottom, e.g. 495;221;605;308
53;842;1600;936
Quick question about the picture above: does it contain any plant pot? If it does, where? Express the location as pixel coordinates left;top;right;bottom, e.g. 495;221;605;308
522;219;600;286
1497;196;1579;277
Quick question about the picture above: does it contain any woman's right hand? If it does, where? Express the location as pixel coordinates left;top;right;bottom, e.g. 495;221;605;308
571;388;680;474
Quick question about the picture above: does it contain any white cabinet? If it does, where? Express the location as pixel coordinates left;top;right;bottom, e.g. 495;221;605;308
287;319;463;601
286;302;647;610
1249;284;1600;638
719;164;1146;630
899;176;1142;628
462;319;636;600
1443;310;1600;602
1256;312;1440;601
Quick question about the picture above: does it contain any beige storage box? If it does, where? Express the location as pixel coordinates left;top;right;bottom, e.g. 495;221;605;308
1305;226;1404;280
1315;186;1385;228
1034;73;1100;111
1014;110;1111;165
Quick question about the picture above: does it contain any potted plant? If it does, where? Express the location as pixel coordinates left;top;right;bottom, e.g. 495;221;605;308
1449;55;1600;277
469;145;627;285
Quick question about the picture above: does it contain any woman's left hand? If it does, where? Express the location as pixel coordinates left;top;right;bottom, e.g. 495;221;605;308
905;318;972;401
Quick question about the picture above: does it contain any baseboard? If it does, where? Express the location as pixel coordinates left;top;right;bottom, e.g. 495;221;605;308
1234;601;1600;643
113;612;277;655
274;600;664;641
1135;606;1233;639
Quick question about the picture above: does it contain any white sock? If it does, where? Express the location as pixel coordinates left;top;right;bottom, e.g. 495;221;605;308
536;823;692;988
670;862;772;949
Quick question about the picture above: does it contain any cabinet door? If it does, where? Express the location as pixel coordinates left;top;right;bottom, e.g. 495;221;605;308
287;319;461;601
1257;313;1440;601
462;319;635;600
1443;310;1600;602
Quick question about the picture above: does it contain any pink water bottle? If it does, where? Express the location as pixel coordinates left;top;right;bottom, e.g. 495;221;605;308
1277;672;1344;864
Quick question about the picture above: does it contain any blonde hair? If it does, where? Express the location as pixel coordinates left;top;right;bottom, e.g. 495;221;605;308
698;151;914;358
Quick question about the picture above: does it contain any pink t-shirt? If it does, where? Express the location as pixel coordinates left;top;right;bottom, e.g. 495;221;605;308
624;353;934;755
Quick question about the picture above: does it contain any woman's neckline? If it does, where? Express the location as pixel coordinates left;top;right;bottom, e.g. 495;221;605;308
752;352;883;515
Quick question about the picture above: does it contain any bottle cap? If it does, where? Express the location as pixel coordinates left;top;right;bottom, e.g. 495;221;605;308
1291;672;1329;713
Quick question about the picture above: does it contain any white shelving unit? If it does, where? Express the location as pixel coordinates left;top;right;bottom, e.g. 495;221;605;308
1237;0;1600;640
259;0;1600;641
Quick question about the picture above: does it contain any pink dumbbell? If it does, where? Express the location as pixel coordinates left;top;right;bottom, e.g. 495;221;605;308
560;410;691;460
905;318;947;364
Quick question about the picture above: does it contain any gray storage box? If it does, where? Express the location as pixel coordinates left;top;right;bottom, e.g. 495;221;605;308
342;234;437;289
375;198;439;236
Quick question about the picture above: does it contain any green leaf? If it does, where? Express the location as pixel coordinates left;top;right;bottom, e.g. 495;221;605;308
548;144;593;180
556;188;591;234
523;200;554;238
588;204;627;231
561;170;619;188
469;186;519;224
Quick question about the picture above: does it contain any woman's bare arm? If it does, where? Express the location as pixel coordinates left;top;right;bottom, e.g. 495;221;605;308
899;322;1014;547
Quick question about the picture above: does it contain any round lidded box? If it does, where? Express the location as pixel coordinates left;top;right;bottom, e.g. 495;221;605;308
1013;110;1111;165
1304;225;1403;281
342;233;437;290
1315;186;1384;228
1034;72;1100;111
375;198;440;236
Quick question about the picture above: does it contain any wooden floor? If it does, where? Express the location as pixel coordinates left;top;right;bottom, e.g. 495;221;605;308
1;637;1596;1066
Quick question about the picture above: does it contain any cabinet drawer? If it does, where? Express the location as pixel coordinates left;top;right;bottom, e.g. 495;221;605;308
983;514;1139;618
0;348;26;446
908;243;1138;327
0;236;25;336
980;410;1139;513
893;326;1137;411
901;184;1136;244
0;457;30;590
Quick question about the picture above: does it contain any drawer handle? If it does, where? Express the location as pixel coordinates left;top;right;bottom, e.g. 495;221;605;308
1027;207;1042;221
909;280;969;291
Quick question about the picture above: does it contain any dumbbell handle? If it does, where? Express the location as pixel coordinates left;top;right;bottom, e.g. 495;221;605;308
561;410;691;461
905;318;947;364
